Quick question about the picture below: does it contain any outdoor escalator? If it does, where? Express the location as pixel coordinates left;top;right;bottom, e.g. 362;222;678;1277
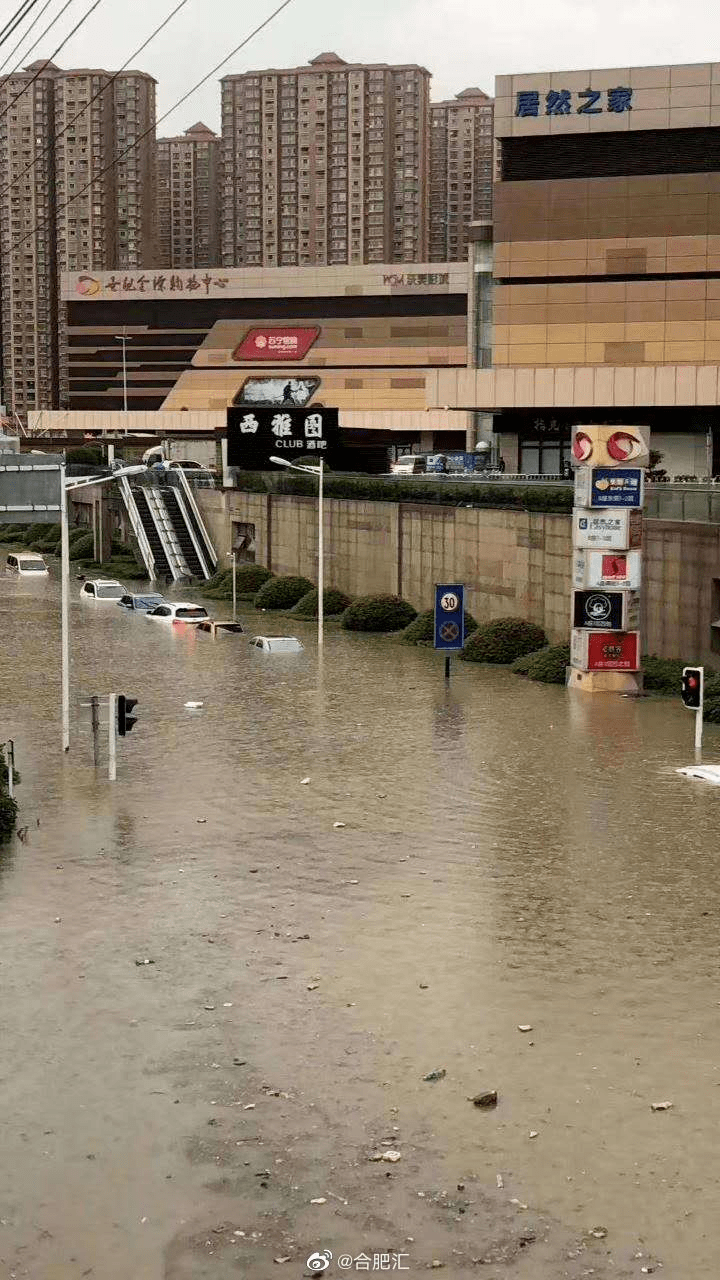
162;486;205;578
133;487;171;579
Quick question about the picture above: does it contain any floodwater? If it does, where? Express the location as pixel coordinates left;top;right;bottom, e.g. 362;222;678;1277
1;568;719;1280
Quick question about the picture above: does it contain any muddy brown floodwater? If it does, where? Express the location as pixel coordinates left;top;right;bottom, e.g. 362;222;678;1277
1;571;720;1280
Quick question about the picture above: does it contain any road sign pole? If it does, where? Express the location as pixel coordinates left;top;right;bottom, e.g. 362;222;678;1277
445;656;451;680
7;740;14;799
60;471;70;753
108;693;117;782
90;695;100;767
695;704;704;764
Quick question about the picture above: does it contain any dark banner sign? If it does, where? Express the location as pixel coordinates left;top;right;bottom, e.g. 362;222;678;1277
226;406;339;470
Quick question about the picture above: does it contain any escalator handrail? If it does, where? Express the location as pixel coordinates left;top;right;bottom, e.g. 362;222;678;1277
174;468;217;572
118;475;157;580
167;486;210;579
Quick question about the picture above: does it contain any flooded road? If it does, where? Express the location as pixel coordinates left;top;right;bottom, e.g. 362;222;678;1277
1;569;719;1279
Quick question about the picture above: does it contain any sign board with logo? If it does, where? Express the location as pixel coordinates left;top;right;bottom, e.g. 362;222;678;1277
574;467;644;509
233;327;320;363
571;629;641;672
571;425;650;470
226;406;338;470
573;508;643;551
434;583;465;651
573;589;640;632
572;549;642;591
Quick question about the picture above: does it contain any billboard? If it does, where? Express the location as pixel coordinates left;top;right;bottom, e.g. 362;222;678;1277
571;425;650;470
571;629;641;671
572;550;642;591
573;508;643;550
226;406;339;470
572;589;641;631
233;327;320;362
574;466;644;508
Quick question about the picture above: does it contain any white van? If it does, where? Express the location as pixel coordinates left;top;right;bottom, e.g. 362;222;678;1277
6;552;49;577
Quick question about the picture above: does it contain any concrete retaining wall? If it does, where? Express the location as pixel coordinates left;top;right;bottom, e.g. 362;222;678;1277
196;488;720;665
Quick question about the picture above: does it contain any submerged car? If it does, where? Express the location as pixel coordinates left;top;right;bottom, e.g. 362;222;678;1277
117;592;166;612
79;578;126;601
196;619;244;635
249;635;304;653
6;552;49;576
144;602;209;625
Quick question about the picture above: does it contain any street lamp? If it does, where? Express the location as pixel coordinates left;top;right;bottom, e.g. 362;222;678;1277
111;329;133;466
60;464;146;752
226;549;237;621
269;455;324;649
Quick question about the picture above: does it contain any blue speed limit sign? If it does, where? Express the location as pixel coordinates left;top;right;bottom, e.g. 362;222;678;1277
434;583;465;651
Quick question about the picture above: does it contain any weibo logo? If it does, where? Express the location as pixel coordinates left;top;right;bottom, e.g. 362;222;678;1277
76;274;102;296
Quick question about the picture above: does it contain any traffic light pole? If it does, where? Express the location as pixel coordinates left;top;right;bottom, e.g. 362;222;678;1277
695;704;704;764
108;693;117;782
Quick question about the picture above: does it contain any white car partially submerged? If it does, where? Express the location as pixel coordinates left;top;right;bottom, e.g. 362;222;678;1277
249;635;304;653
6;552;49;577
79;578;126;601
144;602;209;625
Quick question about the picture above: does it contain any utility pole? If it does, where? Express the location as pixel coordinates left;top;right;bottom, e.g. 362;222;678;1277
90;696;100;766
108;693;117;782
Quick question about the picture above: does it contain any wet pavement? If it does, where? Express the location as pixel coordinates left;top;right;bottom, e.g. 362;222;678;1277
1;568;720;1279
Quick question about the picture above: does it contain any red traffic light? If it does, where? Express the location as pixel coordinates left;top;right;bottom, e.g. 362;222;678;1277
681;666;703;711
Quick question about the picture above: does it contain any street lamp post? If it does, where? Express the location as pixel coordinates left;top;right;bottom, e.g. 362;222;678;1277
111;329;132;467
62;465;146;752
269;455;324;649
227;549;237;621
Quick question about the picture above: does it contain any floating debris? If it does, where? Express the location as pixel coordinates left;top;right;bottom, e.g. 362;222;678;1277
422;1069;446;1082
470;1090;498;1108
650;1101;673;1112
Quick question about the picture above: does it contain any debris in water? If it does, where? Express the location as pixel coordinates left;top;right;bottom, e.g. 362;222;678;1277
518;1024;532;1033
496;1174;504;1189
134;958;155;966
310;1197;327;1205
369;1150;402;1163
243;1104;255;1110
333;821;346;829
529;1131;539;1139
300;777;310;785
419;983;429;989
470;1090;498;1108
422;1069;446;1082
196;818;207;824
274;1258;291;1265
509;1198;528;1210
204;1004;216;1011
307;983;320;991
589;1227;608;1239
650;1101;673;1111
185;701;204;709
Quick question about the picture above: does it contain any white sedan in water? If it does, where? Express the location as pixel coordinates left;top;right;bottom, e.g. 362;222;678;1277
79;578;126;601
144;601;209;625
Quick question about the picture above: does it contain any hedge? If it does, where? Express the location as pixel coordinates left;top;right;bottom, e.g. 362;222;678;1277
254;574;314;609
341;594;417;632
401;607;478;646
69;533;94;561
0;746;18;843
229;472;574;513
512;644;570;684
705;697;720;723
461;617;547;664
291;587;352;617
203;563;273;599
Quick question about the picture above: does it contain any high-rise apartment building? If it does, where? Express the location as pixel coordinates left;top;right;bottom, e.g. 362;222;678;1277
220;52;430;268
156;123;221;268
0;61;156;419
429;88;493;262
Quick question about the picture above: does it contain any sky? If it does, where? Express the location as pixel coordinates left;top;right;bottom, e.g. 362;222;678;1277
2;0;718;134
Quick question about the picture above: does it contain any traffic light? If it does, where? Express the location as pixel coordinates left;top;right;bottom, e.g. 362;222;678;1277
117;694;138;736
681;667;703;711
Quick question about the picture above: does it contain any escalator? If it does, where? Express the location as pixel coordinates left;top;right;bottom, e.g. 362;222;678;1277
133;488;172;579
162;487;206;578
117;471;217;583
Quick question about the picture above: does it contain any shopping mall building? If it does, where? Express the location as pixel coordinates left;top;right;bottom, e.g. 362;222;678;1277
429;61;720;477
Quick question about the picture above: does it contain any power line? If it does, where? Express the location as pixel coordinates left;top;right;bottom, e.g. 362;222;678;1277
0;0;76;78
0;0;105;126
0;0;192;203
0;0;44;49
10;0;296;256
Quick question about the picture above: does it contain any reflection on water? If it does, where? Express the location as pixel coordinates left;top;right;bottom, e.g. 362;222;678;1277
2;569;720;1275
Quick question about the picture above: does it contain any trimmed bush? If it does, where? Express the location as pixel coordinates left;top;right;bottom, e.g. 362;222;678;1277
202;564;274;599
512;644;570;684
0;746;18;843
254;574;313;610
341;594;417;632
401;607;478;646
703;674;720;700
291;587;352;617
66;445;103;466
69;532;94;561
461;617;547;664
705;696;720;724
69;525;92;545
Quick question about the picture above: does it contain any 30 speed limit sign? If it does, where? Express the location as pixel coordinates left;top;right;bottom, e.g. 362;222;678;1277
440;591;459;612
434;583;465;653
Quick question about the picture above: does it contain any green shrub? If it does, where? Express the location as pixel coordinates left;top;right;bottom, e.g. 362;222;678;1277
0;794;17;842
69;533;94;561
202;563;273;599
703;675;720;700
341;594;417;632
705;696;720;724
66;445;103;466
401;607;478;646
254;574;314;609
512;644;570;684
69;525;92;545
461;617;547;664
291;587;352;617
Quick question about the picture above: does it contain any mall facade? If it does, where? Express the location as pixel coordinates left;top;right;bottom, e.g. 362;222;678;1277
429;61;720;478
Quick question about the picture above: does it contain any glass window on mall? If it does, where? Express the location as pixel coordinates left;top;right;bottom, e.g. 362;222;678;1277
520;438;572;475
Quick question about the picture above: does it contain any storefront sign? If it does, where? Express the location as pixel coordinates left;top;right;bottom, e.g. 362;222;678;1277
574;467;644;508
571;629;641;672
572;550;642;591
226;406;338;469
573;508;643;551
233;327;320;362
382;273;449;287
571;425;650;470
573;590;640;631
515;87;633;118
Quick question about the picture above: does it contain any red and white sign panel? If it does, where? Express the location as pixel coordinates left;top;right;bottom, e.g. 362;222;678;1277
232;327;320;362
571;629;641;671
572;550;642;590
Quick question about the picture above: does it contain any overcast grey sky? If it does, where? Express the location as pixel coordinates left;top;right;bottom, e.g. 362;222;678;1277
7;0;717;133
